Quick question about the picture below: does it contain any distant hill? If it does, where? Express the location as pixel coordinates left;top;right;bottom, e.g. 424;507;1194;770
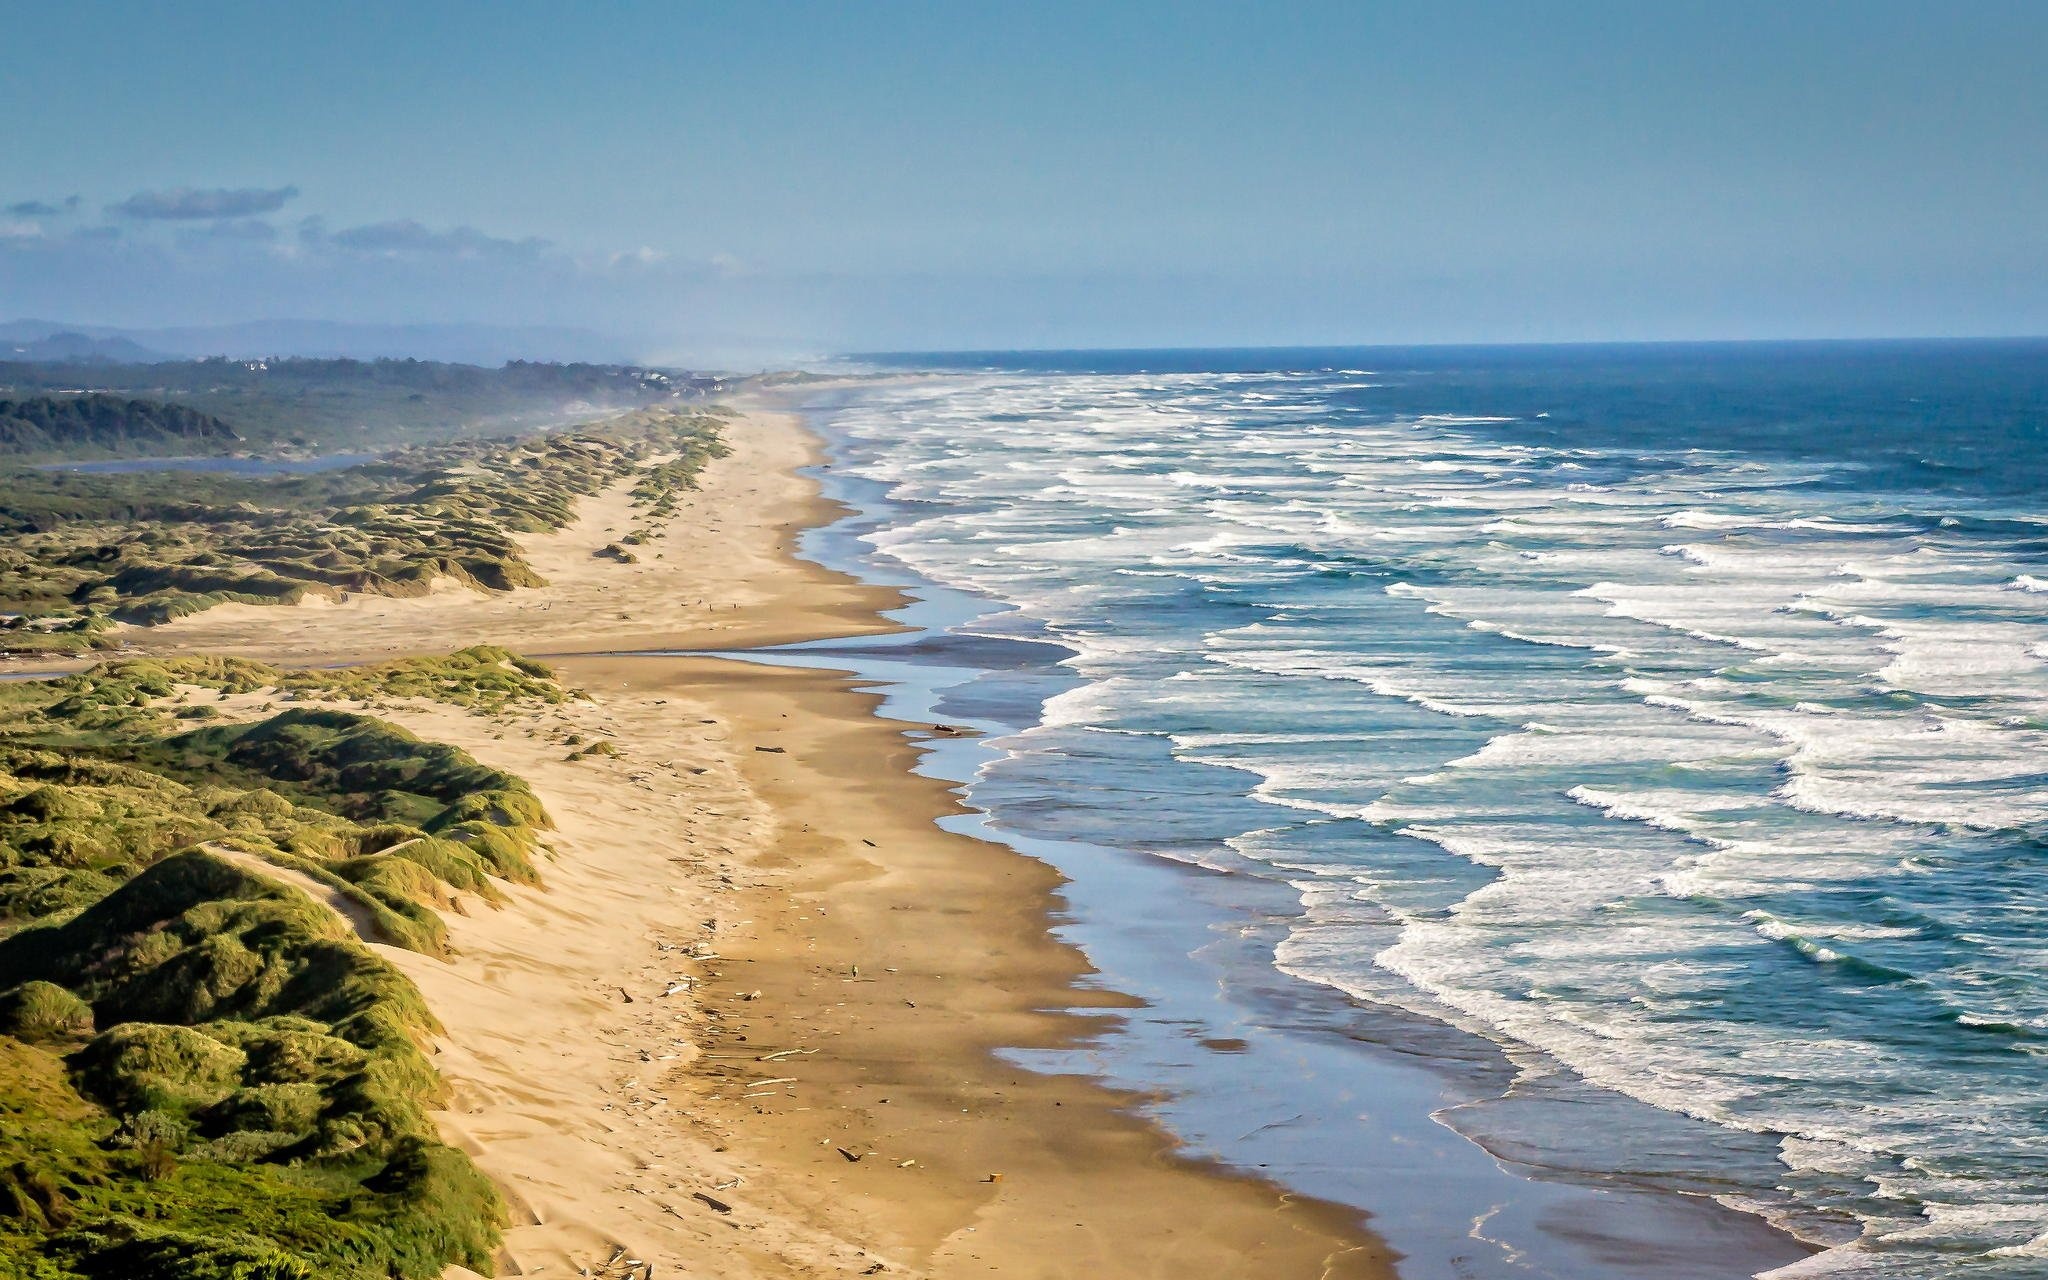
0;355;727;453
1;331;172;364
0;394;242;457
0;318;628;365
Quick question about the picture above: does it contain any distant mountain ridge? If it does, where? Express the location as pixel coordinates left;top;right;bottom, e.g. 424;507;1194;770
0;318;629;365
0;395;242;457
1;330;173;364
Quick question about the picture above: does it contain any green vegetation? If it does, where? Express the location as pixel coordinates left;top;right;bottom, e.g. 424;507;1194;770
274;647;572;715
0;397;241;457
0;356;727;455
0;407;729;655
0;355;723;1270
0;648;572;1278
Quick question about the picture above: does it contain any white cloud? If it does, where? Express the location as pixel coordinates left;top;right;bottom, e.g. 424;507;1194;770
607;245;670;269
327;219;548;259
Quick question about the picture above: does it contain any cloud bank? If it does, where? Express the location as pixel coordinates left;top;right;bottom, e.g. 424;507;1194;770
108;185;300;220
0;178;801;361
6;196;80;218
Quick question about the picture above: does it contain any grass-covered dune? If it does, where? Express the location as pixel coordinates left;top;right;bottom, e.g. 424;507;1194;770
0;648;569;1278
0;406;729;656
0;396;242;457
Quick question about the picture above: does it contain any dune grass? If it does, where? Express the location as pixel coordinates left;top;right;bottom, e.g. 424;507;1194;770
0;407;729;656
0;649;570;1277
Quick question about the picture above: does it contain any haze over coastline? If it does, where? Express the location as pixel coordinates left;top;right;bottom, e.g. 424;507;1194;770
5;1;2048;361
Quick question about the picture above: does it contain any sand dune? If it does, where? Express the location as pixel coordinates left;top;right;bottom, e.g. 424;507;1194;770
139;404;1394;1278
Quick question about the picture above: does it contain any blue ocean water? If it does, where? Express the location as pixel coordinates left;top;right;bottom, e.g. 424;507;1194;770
814;341;2048;1279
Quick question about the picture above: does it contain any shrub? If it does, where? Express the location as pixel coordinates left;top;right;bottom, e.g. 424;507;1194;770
114;1109;190;1152
207;1084;323;1137
185;1129;300;1165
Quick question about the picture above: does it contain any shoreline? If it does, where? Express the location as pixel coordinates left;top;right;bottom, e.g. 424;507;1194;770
135;402;1400;1276
750;386;1820;1280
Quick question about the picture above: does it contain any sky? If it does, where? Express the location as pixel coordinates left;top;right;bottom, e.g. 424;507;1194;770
3;0;2045;361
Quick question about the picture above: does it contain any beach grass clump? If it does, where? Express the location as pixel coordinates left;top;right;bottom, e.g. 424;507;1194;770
0;612;119;656
276;645;570;714
0;982;94;1043
0;648;578;1276
623;406;732;540
163;706;549;835
344;836;508;904
71;1022;247;1115
0;854;501;1277
32;647;568;730
427;819;542;885
0;1032;502;1278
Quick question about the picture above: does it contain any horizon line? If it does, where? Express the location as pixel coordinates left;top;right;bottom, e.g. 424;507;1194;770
849;333;2048;360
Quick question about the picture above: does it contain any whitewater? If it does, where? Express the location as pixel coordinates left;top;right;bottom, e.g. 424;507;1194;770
813;343;2048;1278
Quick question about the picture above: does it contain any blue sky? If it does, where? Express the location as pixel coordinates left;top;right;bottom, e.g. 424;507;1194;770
3;1;2045;358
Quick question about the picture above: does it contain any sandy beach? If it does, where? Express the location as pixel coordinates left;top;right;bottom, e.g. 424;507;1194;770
146;397;897;664
139;403;1397;1278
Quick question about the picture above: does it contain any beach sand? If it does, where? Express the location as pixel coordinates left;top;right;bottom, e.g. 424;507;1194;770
141;404;1397;1278
147;398;897;664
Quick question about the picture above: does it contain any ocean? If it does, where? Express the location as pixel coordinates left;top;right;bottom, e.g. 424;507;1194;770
788;341;2048;1279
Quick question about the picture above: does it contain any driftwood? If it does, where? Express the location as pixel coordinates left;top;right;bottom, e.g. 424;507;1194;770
585;1245;654;1279
692;1190;733;1214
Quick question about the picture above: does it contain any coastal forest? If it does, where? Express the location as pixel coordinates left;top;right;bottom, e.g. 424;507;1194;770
0;355;728;454
0;397;242;458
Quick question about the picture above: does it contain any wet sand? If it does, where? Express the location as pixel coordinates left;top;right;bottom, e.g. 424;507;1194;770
140;404;1398;1277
